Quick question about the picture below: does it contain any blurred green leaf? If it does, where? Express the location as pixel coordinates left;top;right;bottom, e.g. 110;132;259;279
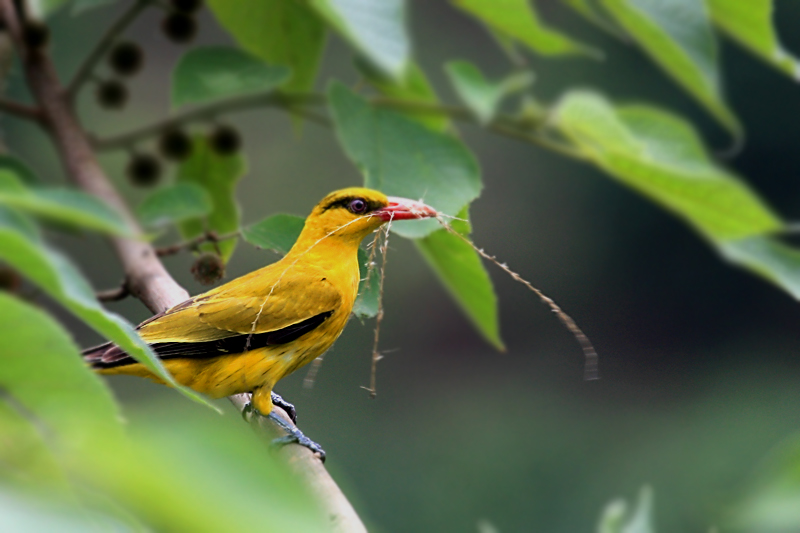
242;213;304;254
445;60;533;124
0;293;123;454
708;0;800;79
172;46;291;108
553;91;781;241
177;137;246;262
563;0;607;25
80;409;328;532
28;0;68;18
452;0;596;57
70;0;116;15
718;236;800;300
310;0;409;79
597;487;655;533
0;488;125;532
0;170;130;237
0;156;39;185
207;0;325;93
731;434;800;532
0;214;211;408
137;183;213;229
355;59;448;132
601;0;741;135
328;82;482;238
415;209;503;350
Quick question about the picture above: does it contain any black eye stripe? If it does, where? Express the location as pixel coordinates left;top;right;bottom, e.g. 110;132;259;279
322;196;383;213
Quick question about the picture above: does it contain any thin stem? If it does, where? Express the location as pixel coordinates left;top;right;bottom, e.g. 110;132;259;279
66;0;151;99
92;92;325;151
489;121;589;161
155;230;240;257
0;97;42;120
96;281;130;302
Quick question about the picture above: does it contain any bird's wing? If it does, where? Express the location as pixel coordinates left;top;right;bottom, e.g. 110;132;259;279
139;269;342;343
83;268;342;368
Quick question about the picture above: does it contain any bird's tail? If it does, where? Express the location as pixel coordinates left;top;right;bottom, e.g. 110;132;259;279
82;341;133;370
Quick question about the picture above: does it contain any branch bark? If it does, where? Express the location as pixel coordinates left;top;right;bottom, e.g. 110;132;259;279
0;3;366;531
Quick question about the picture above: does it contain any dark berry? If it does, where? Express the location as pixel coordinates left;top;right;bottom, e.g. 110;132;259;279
96;80;128;109
126;153;161;187
208;125;241;155
0;265;21;293
22;21;49;49
108;42;143;76
191;252;225;285
170;0;203;13
158;129;193;161
162;13;197;43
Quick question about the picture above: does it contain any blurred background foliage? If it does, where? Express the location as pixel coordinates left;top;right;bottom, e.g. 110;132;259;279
2;0;800;531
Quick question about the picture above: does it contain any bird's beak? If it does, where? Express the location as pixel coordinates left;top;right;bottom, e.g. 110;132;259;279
373;197;438;221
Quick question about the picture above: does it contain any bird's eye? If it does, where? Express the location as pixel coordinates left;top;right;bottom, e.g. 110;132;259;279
348;198;367;214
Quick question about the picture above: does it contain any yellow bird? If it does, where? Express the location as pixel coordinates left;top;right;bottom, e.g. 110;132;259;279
83;187;436;457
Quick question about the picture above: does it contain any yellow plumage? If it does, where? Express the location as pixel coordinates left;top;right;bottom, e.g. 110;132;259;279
84;187;436;416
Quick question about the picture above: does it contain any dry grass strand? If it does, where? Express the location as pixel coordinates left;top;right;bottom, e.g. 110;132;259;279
436;216;599;380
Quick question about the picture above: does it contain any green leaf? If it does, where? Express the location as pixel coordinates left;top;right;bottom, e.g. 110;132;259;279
553;91;781;241
328;82;482;238
137;183;213;229
81;410;328;532
0;214;211;408
0;293;123;454
597;487;655;533
311;0;409;79
177;137;246;262
415;212;503;350
0;170;130;237
600;0;741;135
708;0;800;79
0;155;39;185
355;59;448;132
718;236;800;300
172;46;291;108
207;0;326;93
241;213;304;254
452;0;596;57
445;60;533;124
28;0;68;18
0;488;126;532
731;434;800;531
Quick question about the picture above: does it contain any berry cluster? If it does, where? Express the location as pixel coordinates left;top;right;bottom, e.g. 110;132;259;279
126;125;242;187
96;0;204;111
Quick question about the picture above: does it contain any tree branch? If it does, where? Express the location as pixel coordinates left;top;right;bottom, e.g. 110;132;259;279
91;92;327;151
0;3;366;531
0;97;42;120
66;0;151;99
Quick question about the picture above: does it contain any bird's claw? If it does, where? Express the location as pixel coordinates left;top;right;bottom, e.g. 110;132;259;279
267;411;326;462
240;398;254;422
270;391;297;424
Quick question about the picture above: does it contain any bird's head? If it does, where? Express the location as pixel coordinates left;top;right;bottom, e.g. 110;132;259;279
300;187;437;246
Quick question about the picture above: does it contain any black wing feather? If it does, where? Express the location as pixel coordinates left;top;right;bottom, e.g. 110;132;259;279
84;311;333;369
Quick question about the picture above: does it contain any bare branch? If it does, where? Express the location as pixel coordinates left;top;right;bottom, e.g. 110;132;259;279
0;97;41;120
